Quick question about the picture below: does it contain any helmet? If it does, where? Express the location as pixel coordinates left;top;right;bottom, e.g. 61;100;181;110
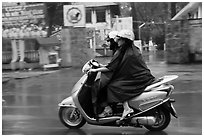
117;30;135;41
108;31;118;39
105;31;118;41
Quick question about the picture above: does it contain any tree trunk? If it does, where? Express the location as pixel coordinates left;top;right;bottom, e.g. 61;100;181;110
171;2;177;18
46;3;57;36
130;2;139;40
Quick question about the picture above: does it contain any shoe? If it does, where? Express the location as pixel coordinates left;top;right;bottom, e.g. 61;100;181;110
120;108;134;120
98;106;113;118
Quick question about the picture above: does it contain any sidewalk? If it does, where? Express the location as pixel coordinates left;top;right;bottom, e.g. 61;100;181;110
2;70;58;83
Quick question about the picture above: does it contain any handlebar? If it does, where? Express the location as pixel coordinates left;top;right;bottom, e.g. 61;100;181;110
89;59;100;68
82;59;100;74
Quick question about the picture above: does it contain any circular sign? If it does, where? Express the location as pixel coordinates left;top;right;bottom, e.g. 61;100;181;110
66;7;82;24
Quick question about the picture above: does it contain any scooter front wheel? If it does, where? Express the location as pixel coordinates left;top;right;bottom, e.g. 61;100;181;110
59;107;86;129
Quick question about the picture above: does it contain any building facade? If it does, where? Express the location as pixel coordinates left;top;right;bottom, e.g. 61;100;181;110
166;2;202;63
2;2;121;70
74;2;120;49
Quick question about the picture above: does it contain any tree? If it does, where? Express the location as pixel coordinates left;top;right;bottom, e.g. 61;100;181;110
46;2;71;36
130;2;139;40
126;2;188;46
171;2;177;18
129;2;170;41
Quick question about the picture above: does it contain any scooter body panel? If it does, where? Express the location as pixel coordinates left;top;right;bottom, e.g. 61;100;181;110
129;91;167;111
58;96;76;107
71;74;87;94
58;75;87;107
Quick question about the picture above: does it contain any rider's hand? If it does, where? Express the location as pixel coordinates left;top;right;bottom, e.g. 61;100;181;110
88;69;97;74
99;63;106;67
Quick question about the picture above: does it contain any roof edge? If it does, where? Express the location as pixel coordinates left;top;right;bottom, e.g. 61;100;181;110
172;2;201;20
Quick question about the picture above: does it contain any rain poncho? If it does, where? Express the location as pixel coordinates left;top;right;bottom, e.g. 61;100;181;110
103;43;155;103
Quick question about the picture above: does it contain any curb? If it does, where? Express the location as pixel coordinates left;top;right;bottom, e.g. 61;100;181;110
2;70;58;83
2;78;10;84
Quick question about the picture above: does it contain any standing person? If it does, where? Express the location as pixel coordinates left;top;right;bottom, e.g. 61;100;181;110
89;30;155;120
106;31;119;56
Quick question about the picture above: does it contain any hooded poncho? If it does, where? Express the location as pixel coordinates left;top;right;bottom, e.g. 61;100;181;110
103;43;155;103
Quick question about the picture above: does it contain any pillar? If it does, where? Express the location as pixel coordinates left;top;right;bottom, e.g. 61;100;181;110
10;39;18;70
60;27;94;67
19;39;25;69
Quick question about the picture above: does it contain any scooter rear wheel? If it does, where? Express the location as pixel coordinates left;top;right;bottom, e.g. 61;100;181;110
59;107;86;129
144;107;171;131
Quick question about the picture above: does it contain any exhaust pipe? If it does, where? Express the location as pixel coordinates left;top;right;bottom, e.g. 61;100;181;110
131;116;156;126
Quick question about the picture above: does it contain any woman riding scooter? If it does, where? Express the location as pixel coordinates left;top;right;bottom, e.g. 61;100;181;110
89;30;120;119
88;30;155;120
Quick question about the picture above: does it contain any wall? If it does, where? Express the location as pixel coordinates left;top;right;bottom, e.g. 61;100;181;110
188;19;202;61
85;7;112;49
85;8;111;30
166;20;190;63
165;18;202;63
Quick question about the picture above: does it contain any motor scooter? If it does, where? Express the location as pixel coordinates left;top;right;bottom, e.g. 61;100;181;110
58;59;178;131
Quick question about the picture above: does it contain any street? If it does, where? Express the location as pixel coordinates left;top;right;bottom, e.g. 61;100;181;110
2;51;202;135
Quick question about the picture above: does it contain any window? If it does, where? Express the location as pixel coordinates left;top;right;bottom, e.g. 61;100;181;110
96;8;106;23
86;8;92;23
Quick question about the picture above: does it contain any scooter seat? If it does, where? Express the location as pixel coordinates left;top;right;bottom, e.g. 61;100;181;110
144;75;178;91
144;78;163;92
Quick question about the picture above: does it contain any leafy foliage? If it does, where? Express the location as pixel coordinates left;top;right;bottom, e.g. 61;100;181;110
128;2;188;47
46;2;71;36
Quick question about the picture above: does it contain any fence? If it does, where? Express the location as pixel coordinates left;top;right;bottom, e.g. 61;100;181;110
2;50;39;64
24;50;39;63
2;51;12;64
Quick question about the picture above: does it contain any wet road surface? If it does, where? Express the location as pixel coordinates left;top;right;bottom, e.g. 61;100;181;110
2;51;202;135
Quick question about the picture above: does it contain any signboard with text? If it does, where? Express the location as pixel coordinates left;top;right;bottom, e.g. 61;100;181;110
2;3;47;39
112;17;133;31
2;3;46;27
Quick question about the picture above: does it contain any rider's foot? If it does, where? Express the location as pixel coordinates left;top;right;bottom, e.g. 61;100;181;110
120;108;134;120
98;106;113;118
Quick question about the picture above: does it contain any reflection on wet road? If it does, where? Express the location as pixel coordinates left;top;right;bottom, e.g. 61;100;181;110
2;51;202;135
